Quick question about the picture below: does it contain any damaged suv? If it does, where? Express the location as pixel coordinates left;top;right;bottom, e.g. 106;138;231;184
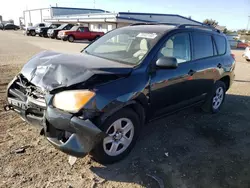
5;24;235;164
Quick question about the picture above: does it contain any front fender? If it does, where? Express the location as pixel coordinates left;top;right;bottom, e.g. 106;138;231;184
83;70;150;120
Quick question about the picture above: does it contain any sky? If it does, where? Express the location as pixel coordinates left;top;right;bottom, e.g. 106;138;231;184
0;0;249;30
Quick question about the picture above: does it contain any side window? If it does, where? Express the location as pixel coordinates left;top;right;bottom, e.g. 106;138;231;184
193;33;213;60
157;33;191;63
214;35;226;55
65;25;71;30
78;27;85;32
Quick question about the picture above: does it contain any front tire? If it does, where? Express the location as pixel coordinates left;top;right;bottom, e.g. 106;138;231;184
202;81;226;113
30;30;36;36
68;35;75;42
91;108;140;164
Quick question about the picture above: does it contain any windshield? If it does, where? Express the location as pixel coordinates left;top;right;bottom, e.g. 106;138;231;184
57;24;67;29
70;26;79;31
83;28;164;65
51;24;60;29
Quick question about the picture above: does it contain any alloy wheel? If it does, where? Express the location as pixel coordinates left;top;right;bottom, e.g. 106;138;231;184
68;36;74;42
103;118;134;156
212;86;224;110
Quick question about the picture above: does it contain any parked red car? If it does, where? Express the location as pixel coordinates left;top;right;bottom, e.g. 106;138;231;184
237;40;250;48
58;26;104;42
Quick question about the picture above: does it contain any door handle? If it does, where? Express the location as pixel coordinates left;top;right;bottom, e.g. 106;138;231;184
188;69;196;76
217;63;222;68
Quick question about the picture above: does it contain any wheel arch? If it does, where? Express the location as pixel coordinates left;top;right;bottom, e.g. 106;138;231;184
68;34;75;41
219;75;230;91
99;94;149;126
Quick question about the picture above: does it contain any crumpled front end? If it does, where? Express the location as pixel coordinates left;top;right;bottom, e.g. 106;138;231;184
5;74;104;157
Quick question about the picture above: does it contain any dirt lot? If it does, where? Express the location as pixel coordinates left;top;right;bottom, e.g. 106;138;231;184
1;31;250;188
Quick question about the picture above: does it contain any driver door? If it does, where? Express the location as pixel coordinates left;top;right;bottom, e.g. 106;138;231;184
77;27;89;40
150;32;198;116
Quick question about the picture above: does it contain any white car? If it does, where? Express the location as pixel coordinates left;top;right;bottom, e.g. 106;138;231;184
243;47;250;61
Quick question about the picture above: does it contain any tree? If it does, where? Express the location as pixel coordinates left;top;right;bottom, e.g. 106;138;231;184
203;19;218;27
223;28;236;34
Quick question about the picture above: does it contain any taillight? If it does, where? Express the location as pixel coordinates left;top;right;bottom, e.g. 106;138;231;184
231;54;235;60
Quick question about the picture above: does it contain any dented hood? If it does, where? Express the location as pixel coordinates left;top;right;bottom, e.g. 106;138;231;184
21;51;133;91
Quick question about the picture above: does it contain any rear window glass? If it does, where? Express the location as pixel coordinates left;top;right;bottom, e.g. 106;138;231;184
193;33;213;60
214;35;226;55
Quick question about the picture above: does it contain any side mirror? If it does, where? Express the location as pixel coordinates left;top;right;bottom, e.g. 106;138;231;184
156;56;178;69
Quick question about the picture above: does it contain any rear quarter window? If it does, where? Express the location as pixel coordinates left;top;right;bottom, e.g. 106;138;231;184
213;35;226;55
192;33;214;60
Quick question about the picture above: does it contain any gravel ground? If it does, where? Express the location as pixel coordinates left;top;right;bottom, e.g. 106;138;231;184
1;31;250;188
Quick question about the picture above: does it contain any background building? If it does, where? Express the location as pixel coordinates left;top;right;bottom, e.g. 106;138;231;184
23;7;107;27
23;6;203;32
44;11;203;33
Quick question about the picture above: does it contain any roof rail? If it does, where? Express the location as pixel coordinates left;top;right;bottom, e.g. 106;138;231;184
129;23;221;33
177;24;221;33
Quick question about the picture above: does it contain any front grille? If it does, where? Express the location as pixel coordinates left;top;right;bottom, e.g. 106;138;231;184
8;74;46;120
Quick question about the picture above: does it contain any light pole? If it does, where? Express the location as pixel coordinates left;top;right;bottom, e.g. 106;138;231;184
247;16;250;32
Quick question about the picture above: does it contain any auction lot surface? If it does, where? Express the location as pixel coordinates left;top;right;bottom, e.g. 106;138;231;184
1;31;250;188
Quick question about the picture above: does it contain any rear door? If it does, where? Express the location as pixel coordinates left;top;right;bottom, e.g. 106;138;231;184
190;32;221;97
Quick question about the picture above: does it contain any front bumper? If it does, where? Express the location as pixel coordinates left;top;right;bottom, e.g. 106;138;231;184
47;32;55;38
5;75;104;157
57;34;68;40
45;107;104;157
35;30;42;35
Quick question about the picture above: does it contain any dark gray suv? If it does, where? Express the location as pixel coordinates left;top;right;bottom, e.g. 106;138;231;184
5;24;235;164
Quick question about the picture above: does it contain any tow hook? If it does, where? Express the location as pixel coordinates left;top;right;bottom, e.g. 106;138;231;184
4;105;12;111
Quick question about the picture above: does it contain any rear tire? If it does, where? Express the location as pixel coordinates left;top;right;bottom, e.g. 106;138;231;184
202;81;226;113
68;35;75;42
91;108;141;164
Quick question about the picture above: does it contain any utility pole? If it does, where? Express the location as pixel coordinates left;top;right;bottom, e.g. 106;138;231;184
94;0;95;8
247;16;250;32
